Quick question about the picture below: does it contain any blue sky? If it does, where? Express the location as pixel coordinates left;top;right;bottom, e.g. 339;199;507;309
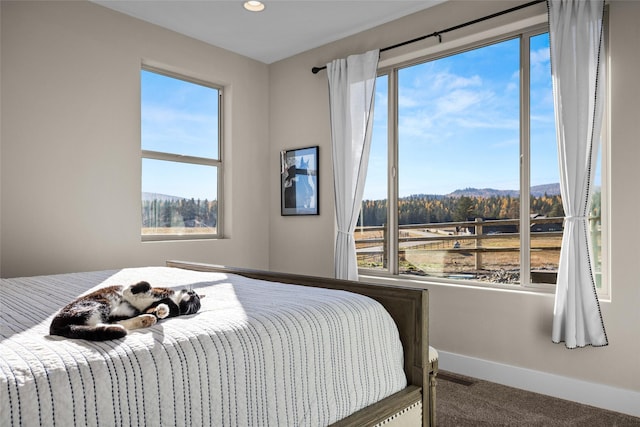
364;33;562;201
141;70;219;200
141;33;600;203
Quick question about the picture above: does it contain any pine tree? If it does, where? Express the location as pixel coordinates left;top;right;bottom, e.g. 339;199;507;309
454;196;475;222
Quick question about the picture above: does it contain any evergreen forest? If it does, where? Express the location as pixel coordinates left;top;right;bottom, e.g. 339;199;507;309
358;193;572;227
140;190;601;230
142;198;218;228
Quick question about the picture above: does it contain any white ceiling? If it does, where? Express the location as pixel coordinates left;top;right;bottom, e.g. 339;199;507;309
91;0;445;64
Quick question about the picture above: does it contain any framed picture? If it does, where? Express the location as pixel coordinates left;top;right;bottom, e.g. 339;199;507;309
280;146;319;216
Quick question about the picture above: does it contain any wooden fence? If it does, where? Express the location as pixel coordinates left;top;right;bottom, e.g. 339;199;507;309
355;216;601;281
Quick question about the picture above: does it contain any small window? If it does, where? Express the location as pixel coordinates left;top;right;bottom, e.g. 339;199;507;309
140;67;222;240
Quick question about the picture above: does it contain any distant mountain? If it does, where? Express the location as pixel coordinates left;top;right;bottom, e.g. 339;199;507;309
447;188;518;198
446;183;561;198
142;192;183;202
530;183;561;197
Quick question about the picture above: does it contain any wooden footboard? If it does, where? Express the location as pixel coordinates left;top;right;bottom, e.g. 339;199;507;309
166;260;430;426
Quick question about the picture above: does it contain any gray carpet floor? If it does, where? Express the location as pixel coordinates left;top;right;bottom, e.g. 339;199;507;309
436;371;640;426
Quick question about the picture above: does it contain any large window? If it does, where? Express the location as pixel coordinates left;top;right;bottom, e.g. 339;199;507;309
357;26;607;292
141;67;223;240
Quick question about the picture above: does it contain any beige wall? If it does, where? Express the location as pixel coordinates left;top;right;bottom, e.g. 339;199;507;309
268;0;640;398
1;1;270;277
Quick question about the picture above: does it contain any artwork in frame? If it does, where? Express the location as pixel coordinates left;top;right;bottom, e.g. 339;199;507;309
281;146;319;216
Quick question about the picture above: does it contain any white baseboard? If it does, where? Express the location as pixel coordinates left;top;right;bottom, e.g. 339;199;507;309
438;350;640;418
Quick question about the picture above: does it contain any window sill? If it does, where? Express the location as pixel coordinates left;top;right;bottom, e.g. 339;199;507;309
358;270;557;296
141;234;222;242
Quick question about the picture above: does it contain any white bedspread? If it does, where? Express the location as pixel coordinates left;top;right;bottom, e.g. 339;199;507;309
0;267;406;426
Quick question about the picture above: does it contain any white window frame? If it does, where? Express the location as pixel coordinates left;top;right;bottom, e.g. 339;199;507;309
360;18;609;297
140;65;224;241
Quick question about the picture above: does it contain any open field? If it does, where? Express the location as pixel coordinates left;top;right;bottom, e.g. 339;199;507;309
355;228;563;284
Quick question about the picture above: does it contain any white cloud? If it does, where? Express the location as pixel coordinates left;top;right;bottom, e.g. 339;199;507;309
435;88;485;115
429;71;482;92
531;47;550;67
142;104;214;125
398;111;437;140
398;93;419;109
530;47;551;82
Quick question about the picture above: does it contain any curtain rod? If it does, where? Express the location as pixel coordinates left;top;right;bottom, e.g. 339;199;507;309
311;0;546;74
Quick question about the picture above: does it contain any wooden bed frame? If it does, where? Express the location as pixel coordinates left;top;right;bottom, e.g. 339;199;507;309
167;260;431;426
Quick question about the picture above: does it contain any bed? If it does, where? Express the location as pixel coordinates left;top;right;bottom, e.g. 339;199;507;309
0;260;431;426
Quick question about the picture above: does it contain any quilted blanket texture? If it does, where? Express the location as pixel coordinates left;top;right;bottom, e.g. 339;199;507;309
0;267;406;426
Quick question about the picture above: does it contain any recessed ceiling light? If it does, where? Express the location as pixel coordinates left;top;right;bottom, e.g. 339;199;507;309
244;1;265;12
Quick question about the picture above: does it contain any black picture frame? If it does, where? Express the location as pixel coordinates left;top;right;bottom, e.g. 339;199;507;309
280;146;319;216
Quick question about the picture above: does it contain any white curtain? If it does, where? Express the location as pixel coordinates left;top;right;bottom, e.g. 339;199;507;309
327;50;379;280
549;0;608;348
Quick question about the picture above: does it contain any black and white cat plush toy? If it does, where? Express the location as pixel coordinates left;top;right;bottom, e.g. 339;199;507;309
50;281;202;341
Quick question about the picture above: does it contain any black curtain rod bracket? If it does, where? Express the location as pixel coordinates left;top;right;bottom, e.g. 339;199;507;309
311;0;545;74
